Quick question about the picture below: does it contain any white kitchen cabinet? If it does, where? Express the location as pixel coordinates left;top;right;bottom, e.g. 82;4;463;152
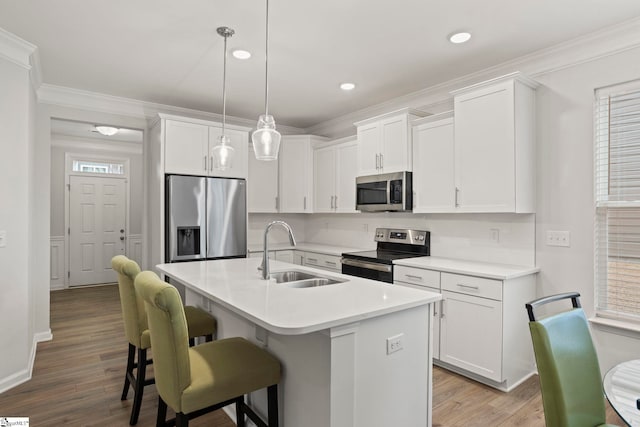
302;252;341;272
249;250;303;265
314;137;358;213
248;151;279;213
451;73;537;213
279;135;326;213
164;118;249;178
394;266;441;359
354;108;428;176
411;113;455;213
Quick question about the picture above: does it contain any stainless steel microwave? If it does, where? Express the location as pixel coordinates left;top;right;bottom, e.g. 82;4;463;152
356;171;412;212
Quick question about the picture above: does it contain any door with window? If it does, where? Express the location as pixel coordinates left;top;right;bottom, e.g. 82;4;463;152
69;175;126;286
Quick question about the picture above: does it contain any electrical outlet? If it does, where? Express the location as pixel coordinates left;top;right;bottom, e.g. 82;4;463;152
490;228;500;243
546;230;571;247
386;333;404;354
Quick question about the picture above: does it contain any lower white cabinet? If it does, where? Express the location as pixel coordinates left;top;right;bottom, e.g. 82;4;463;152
393;265;536;391
249;250;303;265
302;252;341;272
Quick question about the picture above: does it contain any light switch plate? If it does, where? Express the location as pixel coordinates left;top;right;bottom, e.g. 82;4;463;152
546;230;570;247
0;230;6;248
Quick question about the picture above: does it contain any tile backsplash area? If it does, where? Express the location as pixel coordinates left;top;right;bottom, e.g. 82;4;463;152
249;212;536;266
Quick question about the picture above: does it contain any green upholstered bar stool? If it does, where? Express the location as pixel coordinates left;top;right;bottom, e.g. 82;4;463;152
526;292;619;427
111;255;217;425
134;270;281;427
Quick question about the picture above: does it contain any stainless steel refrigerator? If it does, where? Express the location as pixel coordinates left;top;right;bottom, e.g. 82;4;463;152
165;174;247;262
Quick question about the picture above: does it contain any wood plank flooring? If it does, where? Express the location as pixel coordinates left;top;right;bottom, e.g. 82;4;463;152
0;284;627;426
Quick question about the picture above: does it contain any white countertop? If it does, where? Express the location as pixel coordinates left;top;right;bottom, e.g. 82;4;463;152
393;256;539;280
157;258;440;335
247;242;370;256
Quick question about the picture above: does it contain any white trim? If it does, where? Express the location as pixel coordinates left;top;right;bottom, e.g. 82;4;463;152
0;27;37;69
590;316;640;340
0;332;49;394
64;153;131;287
29;46;43;90
128;234;143;267
50;236;65;290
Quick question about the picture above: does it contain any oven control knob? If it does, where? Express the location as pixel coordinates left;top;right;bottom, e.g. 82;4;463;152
419;235;424;241
414;236;419;240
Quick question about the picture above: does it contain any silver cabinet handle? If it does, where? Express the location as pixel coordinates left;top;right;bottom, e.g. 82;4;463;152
275;196;279;210
330;195;334;209
203;155;207;171
405;274;423;281
334;195;338;209
439;300;444;318
433;300;438;317
304;196;307;210
455;187;460;207
307;257;318;263
325;260;337;266
375;153;380;170
457;283;479;290
380;153;383;169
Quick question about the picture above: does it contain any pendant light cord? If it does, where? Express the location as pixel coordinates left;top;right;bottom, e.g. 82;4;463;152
264;0;270;117
222;32;228;137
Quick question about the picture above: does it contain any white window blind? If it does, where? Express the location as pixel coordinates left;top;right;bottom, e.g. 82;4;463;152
595;81;640;322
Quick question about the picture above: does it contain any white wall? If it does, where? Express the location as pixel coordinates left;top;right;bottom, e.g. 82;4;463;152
0;29;43;393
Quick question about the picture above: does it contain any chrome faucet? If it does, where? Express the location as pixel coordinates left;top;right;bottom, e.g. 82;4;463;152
261;221;297;280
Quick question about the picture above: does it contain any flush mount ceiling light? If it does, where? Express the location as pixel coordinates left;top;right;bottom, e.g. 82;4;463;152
449;31;471;44
232;49;251;59
340;83;355;91
211;26;236;170
95;125;119;136
251;0;281;161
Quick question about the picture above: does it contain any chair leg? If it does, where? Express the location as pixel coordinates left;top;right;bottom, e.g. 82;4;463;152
156;396;167;427
189;337;195;347
267;385;279;427
129;347;147;425
121;343;135;400
236;396;245;427
176;412;189;427
205;333;213;342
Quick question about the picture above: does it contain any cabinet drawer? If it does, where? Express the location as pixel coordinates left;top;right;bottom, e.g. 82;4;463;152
394;266;440;288
441;273;502;301
303;252;341;271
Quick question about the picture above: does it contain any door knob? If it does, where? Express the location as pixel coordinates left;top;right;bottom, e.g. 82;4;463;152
120;236;125;241
120;229;125;233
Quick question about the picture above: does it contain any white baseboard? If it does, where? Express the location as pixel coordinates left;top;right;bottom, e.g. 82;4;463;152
0;330;50;394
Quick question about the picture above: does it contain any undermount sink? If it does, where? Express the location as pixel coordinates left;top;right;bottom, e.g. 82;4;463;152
271;270;345;288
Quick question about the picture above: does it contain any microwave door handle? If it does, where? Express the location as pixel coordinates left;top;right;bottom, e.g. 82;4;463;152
387;179;391;206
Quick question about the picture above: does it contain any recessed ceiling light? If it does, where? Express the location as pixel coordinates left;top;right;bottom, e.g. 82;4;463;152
232;49;251;59
340;83;355;91
95;126;119;136
449;32;471;44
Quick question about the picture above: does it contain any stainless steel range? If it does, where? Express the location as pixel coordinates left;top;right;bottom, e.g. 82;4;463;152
341;228;430;283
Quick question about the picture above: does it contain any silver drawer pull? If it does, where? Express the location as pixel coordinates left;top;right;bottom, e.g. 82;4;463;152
457;283;479;290
325;261;337;266
307;258;318;263
405;274;423;281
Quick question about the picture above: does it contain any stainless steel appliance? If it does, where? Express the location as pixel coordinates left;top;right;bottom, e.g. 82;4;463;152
356;171;412;212
166;174;246;262
341;228;429;283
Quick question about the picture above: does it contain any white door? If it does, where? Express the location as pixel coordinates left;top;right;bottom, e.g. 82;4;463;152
380;115;409;173
314;146;336;212
357;123;381;175
164;119;209;175
335;141;358;213
248;151;279;212
69;175;126;286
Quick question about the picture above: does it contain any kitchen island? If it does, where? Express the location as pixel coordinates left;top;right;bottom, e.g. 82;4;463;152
157;257;441;427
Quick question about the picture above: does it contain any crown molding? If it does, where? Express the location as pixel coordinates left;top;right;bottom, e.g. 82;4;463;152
37;84;305;134
29;47;43;90
305;16;640;138
0;27;36;69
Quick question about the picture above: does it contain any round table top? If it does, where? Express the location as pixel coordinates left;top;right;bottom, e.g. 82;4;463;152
604;359;640;426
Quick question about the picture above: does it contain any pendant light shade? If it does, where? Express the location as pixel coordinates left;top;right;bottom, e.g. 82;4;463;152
251;0;280;161
212;26;235;170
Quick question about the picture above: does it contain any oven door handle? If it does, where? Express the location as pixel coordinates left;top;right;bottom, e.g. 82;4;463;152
341;258;393;273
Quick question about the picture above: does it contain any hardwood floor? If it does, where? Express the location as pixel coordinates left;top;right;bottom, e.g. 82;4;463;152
0;284;627;426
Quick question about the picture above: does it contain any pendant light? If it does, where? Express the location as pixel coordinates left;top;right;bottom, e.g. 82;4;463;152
251;0;281;161
212;26;235;170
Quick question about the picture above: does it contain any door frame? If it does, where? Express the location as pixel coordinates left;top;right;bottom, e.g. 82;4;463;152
64;152;130;288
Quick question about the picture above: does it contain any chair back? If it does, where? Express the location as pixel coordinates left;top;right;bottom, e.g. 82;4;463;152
134;270;192;412
526;292;606;427
111;255;146;348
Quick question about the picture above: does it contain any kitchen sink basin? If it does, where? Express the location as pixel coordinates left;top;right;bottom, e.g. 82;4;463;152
270;270;345;288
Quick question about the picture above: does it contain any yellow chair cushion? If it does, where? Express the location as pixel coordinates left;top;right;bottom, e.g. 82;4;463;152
181;337;281;414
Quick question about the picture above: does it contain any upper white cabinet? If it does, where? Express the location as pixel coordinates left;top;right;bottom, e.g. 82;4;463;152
279;135;326;213
412;112;455;213
248;151;278;213
163;118;249;179
354;108;428;176
314;136;358;213
451;73;537;213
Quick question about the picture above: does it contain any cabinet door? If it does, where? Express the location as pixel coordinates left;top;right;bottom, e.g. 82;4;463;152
454;81;515;212
314;146;336;213
440;290;503;382
164;120;209;175
357;123;381;175
412;118;455;212
248;152;279;213
208;127;248;178
275;250;294;264
380;115;410;173
335;141;358;213
279;137;312;213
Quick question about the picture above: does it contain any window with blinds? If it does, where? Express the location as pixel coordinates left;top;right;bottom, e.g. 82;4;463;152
595;81;640;322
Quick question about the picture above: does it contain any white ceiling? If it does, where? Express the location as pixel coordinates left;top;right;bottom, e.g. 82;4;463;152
2;0;640;129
